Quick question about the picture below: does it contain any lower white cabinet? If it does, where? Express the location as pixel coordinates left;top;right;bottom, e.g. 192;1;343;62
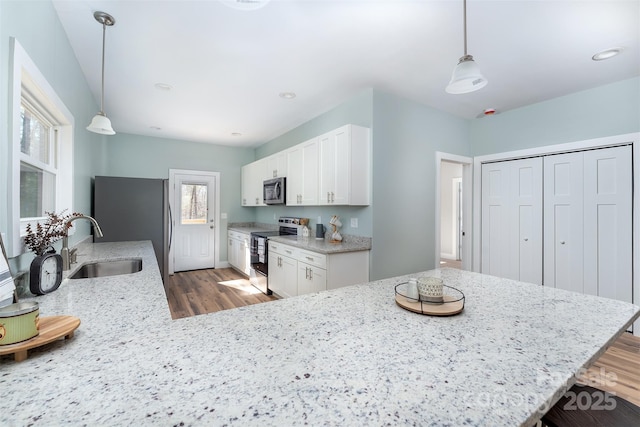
297;262;327;295
268;240;369;298
268;248;298;298
228;230;250;276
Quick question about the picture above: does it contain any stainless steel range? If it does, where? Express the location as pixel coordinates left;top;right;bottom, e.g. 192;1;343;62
249;217;304;294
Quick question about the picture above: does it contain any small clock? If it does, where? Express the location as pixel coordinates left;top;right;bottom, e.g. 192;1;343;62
30;253;63;295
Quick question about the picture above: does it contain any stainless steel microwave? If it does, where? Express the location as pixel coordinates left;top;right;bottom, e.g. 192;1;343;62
263;177;286;205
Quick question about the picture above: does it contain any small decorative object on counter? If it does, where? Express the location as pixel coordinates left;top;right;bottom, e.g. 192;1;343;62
417;277;444;304
24;211;81;295
329;215;342;243
394;281;464;316
0;301;39;345
300;218;310;238
405;278;419;302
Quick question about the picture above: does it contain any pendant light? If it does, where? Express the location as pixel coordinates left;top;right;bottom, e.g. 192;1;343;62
446;0;487;94
87;11;116;135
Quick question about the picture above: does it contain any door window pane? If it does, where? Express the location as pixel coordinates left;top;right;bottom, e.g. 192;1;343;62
181;183;207;224
20;162;55;218
20;104;50;165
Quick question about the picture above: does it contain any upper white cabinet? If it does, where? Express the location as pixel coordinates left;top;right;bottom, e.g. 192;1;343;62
318;124;371;206
241;124;371;207
265;152;287;179
241;158;266;206
286;137;319;206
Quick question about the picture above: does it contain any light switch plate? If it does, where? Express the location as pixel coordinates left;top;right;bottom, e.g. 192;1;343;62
221;212;227;219
350;218;358;228
317;216;322;224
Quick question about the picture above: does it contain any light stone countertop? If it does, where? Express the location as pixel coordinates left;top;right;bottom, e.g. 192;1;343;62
1;240;638;426
268;234;371;254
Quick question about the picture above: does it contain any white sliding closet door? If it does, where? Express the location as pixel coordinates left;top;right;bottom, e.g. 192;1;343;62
544;145;632;303
543;153;585;291
583;146;632;303
481;158;543;284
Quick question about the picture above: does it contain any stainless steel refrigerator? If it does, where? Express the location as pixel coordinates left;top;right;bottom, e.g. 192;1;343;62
93;176;170;283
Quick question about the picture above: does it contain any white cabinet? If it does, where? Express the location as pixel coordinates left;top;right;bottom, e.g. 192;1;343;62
228;230;250;276
268;240;369;298
241;159;266;206
318;124;371;206
286;137;319;205
265;152;287;179
268;242;298;298
241;124;371;207
298;262;327;295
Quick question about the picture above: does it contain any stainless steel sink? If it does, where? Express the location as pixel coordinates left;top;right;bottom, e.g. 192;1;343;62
68;258;143;279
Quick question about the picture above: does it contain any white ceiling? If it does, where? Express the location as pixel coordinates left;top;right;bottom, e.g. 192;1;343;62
52;0;640;147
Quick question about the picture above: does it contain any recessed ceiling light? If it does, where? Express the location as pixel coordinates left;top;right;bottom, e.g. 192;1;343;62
154;83;173;91
279;92;296;99
231;132;242;137
592;47;624;61
220;0;271;11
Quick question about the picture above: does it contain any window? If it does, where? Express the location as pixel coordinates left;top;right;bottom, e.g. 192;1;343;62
7;38;74;257
180;183;208;224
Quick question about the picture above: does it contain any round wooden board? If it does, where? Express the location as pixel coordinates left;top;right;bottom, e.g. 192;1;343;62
395;294;464;316
0;315;80;362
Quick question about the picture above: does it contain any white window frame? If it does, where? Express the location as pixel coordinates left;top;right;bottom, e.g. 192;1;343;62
8;38;74;257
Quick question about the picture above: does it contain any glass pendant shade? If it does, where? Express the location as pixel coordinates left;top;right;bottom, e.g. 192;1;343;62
87;112;115;135
446;55;487;94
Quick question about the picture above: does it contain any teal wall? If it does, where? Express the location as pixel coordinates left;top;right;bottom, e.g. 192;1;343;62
370;91;471;279
0;0;106;270
471;77;640;156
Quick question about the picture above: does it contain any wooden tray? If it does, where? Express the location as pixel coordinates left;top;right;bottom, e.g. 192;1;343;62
395;294;464;316
0;315;80;362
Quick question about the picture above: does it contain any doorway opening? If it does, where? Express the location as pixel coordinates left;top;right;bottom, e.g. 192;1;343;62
435;153;472;271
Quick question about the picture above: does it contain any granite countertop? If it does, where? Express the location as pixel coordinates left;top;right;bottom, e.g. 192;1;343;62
228;222;278;235
228;222;372;254
268;234;371;254
1;241;638;426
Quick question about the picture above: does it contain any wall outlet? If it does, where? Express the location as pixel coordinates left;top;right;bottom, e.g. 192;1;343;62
350;218;358;228
317;216;322;224
273;213;276;220
221;212;227;219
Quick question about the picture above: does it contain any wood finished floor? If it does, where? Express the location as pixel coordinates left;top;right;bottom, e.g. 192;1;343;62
164;267;277;320
165;268;640;407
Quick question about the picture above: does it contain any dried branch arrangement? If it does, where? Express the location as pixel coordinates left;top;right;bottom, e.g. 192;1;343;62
24;211;82;256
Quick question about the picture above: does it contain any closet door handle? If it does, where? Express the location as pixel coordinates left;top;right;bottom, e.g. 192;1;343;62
524;238;529;242
560;241;566;245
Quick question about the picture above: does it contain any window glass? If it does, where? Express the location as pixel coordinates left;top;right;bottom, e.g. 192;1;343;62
181;184;207;224
20;162;55;218
20;103;50;165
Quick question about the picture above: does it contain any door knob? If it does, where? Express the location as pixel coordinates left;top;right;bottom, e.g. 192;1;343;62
560;241;566;245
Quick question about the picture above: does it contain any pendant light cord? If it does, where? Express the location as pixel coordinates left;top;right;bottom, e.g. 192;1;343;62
463;0;468;56
100;20;106;115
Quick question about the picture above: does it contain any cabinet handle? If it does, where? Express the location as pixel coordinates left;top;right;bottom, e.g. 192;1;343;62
524;238;528;241
309;268;313;279
327;192;331;203
305;267;309;279
306;256;314;261
331;192;335;203
273;170;277;178
285;250;292;254
242;198;246;205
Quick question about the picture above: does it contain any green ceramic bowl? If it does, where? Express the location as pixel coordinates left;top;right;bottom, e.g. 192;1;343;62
0;302;39;345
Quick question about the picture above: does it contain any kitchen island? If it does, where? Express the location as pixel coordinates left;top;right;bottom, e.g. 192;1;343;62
2;241;638;426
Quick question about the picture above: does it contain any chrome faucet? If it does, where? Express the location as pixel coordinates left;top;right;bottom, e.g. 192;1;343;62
61;215;104;270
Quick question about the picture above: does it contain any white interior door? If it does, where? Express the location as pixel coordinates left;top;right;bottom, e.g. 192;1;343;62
171;171;217;272
543;153;585;291
583;146;632;303
481;158;542;284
